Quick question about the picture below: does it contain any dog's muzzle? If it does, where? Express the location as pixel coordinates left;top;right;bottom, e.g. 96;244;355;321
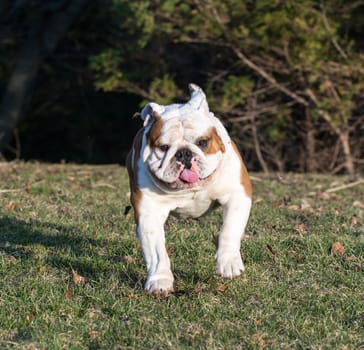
175;148;193;169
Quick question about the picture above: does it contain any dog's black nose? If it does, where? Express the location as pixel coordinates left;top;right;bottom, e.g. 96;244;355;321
175;148;193;169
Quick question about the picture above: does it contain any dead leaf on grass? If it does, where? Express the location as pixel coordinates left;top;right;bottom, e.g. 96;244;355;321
343;256;356;263
288;250;303;261
89;330;102;340
65;289;73;298
6;202;18;211
334;209;342;216
286;199;313;212
251;333;266;348
124;292;138;299
121;255;134;264
72;270;85;285
193;283;208;294
70;182;82;190
351;215;358;227
255;319;263;326
273;200;284;208
331;242;345;255
213;284;228;293
296;223;307;234
264;244;276;256
57;206;72;216
300;199;313;211
353;200;364;209
314;207;324;217
319;191;333;200
88;309;102;319
273;198;290;208
26;313;35;322
254;197;263;204
287;204;300;211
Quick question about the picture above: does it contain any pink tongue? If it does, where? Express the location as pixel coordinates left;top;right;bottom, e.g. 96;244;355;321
180;168;199;183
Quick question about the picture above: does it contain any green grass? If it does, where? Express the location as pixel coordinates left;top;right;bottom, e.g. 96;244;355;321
0;162;363;349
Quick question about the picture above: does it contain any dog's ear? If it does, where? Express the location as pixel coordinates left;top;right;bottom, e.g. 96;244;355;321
140;103;164;127
188;83;210;114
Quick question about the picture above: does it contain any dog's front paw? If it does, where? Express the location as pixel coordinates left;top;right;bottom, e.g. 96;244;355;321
216;250;245;279
145;274;174;295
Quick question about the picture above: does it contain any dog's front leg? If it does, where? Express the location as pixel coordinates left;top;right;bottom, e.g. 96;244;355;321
136;210;174;294
216;191;252;278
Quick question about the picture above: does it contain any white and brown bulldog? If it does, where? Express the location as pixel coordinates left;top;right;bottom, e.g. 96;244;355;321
126;84;252;294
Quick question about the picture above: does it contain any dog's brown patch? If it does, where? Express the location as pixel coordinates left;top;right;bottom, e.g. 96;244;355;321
126;128;144;220
232;141;252;198
130;189;143;221
147;113;165;147
205;127;226;154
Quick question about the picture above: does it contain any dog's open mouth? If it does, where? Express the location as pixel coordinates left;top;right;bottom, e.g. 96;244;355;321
150;164;215;191
178;160;200;184
169;158;208;189
168;172;214;189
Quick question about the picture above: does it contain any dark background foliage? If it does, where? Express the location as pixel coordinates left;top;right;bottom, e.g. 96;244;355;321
0;0;363;174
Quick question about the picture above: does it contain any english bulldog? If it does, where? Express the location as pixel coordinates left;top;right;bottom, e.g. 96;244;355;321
126;84;252;294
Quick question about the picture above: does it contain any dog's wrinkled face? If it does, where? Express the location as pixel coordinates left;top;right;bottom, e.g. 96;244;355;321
141;85;225;190
147;117;225;189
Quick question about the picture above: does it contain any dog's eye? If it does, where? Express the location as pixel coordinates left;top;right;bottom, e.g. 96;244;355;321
159;144;170;152
196;138;209;150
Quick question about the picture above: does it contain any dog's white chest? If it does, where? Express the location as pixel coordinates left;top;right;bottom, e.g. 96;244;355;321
170;190;216;218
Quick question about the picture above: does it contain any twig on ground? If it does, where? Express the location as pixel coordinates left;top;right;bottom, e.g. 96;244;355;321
324;179;364;193
309;179;364;196
0;189;22;193
91;182;117;189
249;175;263;182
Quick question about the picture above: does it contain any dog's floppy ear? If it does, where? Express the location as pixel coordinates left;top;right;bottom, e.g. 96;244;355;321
188;83;209;114
140;103;164;127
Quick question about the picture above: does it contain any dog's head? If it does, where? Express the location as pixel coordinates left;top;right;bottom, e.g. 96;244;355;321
139;84;226;190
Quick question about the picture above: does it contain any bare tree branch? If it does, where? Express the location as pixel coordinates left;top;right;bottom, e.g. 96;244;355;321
319;2;349;61
231;47;309;107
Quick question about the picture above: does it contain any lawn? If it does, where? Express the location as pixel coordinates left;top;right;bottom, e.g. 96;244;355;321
0;162;363;349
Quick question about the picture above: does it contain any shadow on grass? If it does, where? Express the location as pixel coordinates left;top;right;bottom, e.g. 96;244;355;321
0;217;93;252
0;217;142;288
0;217;224;292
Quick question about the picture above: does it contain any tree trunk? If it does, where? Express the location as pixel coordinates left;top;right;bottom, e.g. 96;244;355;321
338;127;355;177
305;109;317;172
0;35;42;154
251;116;269;173
306;91;356;176
0;0;89;154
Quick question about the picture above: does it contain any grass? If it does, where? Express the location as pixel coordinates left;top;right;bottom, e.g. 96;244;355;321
0;162;363;349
